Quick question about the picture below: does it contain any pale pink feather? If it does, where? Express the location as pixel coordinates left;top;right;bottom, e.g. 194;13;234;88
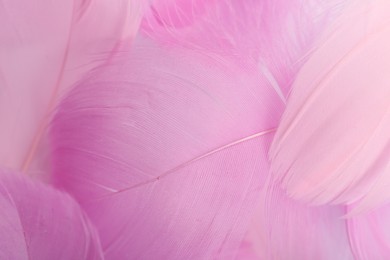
0;0;148;175
270;0;390;212
261;180;355;259
0;168;103;259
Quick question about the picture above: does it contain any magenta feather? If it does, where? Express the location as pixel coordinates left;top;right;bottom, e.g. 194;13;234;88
2;0;389;258
48;0;354;258
49;1;286;258
50;36;276;260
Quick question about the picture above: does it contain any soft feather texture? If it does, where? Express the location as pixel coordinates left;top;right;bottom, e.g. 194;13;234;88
50;35;277;259
0;168;103;260
242;197;356;260
49;1;291;258
49;1;353;259
269;0;390;212
262;180;355;259
241;141;356;260
347;204;390;259
3;0;386;258
142;0;345;98
0;0;147;175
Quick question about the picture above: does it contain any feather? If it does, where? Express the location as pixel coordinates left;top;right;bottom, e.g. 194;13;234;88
50;34;276;259
347;204;390;259
261;180;355;259
0;168;103;260
50;1;284;258
49;0;354;258
143;0;213;29
240;141;355;260
0;0;148;175
142;0;343;93
269;0;390;211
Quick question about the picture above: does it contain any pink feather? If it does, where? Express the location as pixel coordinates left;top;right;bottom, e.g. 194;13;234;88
0;168;103;259
50;1;283;258
50;37;275;259
3;0;386;258
0;0;147;175
347;204;390;259
269;0;390;212
49;0;353;258
261;180;355;259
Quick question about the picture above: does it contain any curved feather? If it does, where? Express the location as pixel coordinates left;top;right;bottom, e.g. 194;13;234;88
269;0;390;211
50;1;288;257
142;0;343;95
50;35;278;259
50;0;354;258
0;168;103;260
0;0;147;175
347;204;390;259
144;0;213;29
262;181;355;259
240;146;355;259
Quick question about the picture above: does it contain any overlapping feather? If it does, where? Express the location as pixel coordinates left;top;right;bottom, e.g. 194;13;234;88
49;0;356;259
2;0;388;258
270;0;390;212
49;0;286;258
0;0;147;175
347;204;390;259
0;169;103;259
50;34;277;260
269;0;390;258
